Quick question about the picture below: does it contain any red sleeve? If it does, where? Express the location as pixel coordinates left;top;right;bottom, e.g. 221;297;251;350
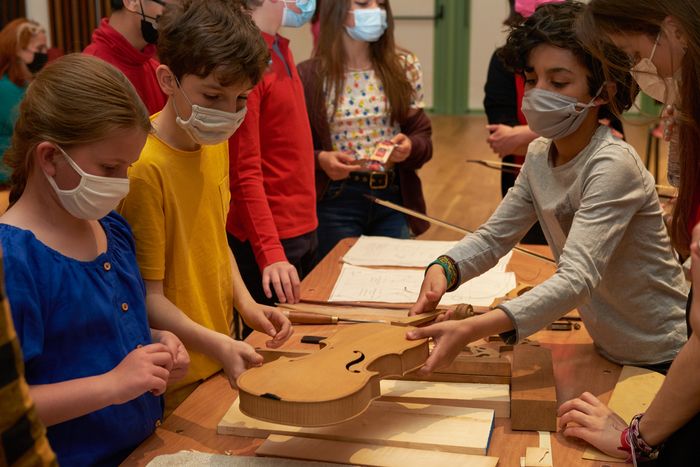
228;84;287;271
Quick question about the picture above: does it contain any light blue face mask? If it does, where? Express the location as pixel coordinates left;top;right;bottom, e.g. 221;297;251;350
282;0;316;28
345;8;387;43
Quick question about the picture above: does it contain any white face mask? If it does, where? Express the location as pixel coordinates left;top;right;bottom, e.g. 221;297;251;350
44;146;130;220
173;78;247;145
630;32;681;105
521;87;603;140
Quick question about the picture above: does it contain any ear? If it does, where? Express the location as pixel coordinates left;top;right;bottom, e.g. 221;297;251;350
156;64;177;96
122;0;140;11
35;142;61;177
594;81;617;106
662;16;688;49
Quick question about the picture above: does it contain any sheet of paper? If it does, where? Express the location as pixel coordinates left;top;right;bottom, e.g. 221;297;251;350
342;236;512;272
329;264;516;306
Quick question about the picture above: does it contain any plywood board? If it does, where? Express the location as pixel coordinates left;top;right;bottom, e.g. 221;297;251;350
511;345;557;432
582;366;665;462
146;450;340;466
257;435;500;467
379;380;510;417
219;399;495;455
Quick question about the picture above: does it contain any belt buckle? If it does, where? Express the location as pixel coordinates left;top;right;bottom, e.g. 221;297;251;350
369;172;389;189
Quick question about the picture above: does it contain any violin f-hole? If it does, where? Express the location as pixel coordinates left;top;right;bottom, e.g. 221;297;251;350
345;351;366;373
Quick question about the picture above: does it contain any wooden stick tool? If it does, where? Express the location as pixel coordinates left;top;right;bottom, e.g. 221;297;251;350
281;310;386;325
364;195;556;265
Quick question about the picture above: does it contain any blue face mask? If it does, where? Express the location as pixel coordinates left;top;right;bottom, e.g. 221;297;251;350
282;0;316;28
345;8;387;43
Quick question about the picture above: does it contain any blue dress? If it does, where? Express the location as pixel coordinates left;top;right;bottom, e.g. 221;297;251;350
0;212;163;466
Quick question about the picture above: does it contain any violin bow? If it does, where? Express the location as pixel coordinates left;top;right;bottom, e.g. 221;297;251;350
467;159;677;200
364;195;556;265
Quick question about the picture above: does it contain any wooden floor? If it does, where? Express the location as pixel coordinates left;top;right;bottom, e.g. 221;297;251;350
417;114;664;241
0;115;663;228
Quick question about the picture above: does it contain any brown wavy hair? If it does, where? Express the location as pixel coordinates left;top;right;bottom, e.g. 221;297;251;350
308;0;414;125
578;0;700;256
157;0;269;87
0;18;45;86
5;54;151;205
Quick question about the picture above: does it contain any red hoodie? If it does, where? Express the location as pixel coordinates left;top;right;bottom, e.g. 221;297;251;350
84;19;166;115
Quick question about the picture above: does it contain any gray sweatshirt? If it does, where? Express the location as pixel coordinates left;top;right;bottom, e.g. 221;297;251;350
447;126;688;365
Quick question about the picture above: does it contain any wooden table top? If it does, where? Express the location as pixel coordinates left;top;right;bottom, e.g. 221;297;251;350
124;238;622;467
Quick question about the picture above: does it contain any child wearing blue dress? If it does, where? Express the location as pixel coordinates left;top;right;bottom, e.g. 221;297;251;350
0;54;189;466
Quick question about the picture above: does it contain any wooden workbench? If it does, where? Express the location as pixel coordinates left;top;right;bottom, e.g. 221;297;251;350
124;238;622;467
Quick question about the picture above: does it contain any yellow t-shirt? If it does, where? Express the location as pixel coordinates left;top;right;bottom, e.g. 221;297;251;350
119;120;233;389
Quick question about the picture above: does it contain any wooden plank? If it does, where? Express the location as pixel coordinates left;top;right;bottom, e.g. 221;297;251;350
257;435;500;467
439;345;511;376
510;345;557;432
379;380;510;417
146;450;341;466
582;366;665;462
219;399;495;455
395;372;511;384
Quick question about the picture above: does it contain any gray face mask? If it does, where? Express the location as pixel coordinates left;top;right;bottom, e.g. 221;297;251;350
521;87;603;140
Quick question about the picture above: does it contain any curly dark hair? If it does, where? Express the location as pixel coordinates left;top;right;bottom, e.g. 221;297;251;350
499;1;638;120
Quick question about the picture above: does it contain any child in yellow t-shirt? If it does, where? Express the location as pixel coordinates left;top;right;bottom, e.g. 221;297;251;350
119;0;293;412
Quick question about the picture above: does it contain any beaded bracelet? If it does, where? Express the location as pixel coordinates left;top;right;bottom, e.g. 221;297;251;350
427;255;459;291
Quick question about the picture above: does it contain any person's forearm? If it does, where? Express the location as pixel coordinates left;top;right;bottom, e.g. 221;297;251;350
30;375;115;427
639;329;700;446
230;249;256;312
464;308;514;339
145;292;227;360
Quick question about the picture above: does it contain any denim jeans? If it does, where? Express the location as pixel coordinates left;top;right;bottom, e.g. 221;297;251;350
317;178;410;259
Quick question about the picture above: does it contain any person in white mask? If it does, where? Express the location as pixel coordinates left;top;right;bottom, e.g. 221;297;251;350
297;0;433;259
408;0;688;420
118;0;293;416
559;1;700;465
0;53;191;466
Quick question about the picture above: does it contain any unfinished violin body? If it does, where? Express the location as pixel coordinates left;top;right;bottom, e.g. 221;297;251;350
236;323;428;426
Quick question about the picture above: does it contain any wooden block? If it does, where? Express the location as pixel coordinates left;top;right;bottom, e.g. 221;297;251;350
510;345;557;432
442;346;511;376
379;380;510;417
525;447;553;467
219;399;495;455
395;371;511;384
583;366;665;462
257;435;500;467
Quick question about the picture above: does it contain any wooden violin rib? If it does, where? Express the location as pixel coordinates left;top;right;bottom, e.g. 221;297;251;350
236;323;429;426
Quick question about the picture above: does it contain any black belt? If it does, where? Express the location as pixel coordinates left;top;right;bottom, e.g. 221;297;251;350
348;171;395;189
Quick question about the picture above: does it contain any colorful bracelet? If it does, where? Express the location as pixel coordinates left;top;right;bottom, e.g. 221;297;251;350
428;255;459;291
619;414;661;463
629;413;660;459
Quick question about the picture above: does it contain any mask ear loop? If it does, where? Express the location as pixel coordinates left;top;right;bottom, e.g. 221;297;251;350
170;74;195;122
138;0;160;24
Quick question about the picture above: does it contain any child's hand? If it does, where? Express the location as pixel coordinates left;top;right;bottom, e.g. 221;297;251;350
318;150;357;180
485;124;534;157
108;343;173;404
216;338;263;388
240;303;294;348
405;320;472;374
558;392;628;459
409;264;447;316
262;261;300;304
389;134;412;163
151;329;190;384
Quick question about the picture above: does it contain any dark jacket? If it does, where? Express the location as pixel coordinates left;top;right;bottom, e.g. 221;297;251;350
297;58;433;235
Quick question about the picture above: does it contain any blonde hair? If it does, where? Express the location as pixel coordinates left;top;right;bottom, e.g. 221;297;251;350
4;53;151;205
